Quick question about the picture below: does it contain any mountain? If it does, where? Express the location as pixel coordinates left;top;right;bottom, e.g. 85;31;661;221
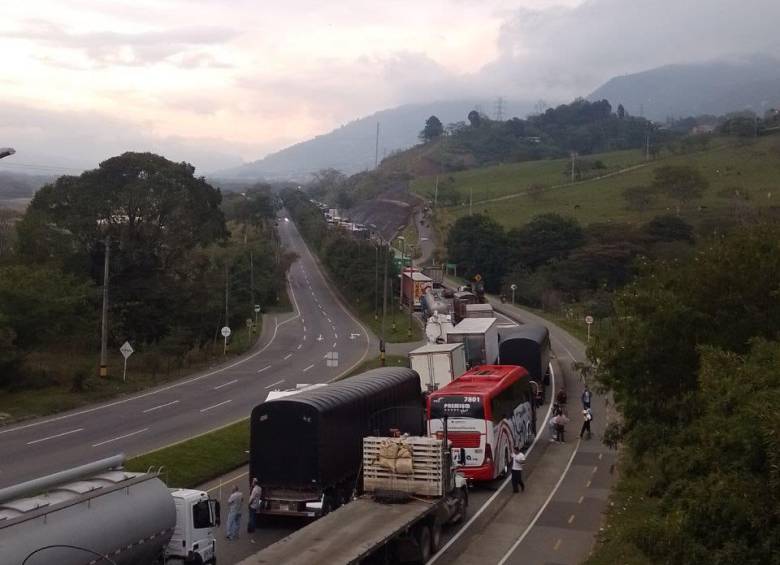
216;99;531;180
589;56;780;121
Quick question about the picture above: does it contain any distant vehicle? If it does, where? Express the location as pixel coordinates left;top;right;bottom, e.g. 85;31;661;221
0;147;15;159
446;317;499;367
498;324;552;398
401;268;433;309
242;435;468;564
465;303;494;319
452;290;478;323
420;288;453;320
249;368;424;520
0;455;219;565
408;342;467;392
284;217;289;222
428;365;536;482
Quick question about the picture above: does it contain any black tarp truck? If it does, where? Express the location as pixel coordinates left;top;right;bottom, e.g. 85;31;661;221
498;324;552;399
249;368;424;519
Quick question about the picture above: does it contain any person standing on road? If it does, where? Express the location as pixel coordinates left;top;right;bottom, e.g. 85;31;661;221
580;408;593;439
226;485;243;540
556;388;568;415
554;412;569;442
511;447;526;493
247;478;262;533
581;385;592;409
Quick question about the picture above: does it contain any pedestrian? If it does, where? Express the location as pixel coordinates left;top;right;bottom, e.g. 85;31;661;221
548;414;557;441
581;385;592;409
225;485;243;540
554;413;569;442
556;388;568;415
247;478;262;533
580;408;593;439
510;446;525;493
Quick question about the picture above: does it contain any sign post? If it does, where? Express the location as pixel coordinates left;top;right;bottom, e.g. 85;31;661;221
254;304;261;329
246;318;253;343
221;326;231;355
119;341;134;383
510;283;517;305
585;315;594;342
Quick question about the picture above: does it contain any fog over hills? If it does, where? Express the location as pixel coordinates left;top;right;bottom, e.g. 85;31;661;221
589;56;780;121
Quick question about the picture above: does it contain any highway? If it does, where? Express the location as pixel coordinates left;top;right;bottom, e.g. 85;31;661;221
0;215;373;489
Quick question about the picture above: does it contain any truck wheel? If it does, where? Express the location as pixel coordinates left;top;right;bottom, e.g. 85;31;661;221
416;524;432;564
322;495;334;516
449;488;468;525
431;519;443;553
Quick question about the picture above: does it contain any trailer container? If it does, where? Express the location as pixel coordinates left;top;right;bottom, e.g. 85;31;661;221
446;317;499;367
408;342;467;392
498;324;552;395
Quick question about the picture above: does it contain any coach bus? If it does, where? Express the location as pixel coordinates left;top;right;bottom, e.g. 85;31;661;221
426;365;536;482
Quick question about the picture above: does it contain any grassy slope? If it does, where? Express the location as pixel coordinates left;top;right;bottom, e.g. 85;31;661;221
426;136;780;230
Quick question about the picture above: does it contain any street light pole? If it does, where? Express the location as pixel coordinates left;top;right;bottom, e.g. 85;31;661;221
374;243;379;320
99;235;110;378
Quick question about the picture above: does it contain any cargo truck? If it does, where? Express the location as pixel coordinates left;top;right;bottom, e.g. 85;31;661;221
446;317;499;368
498;324;552;398
408;342;467;392
238;435;468;565
401;268;433;309
249;368;425;520
0;455;219;565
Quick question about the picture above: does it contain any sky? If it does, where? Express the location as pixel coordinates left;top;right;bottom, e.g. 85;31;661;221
1;0;779;173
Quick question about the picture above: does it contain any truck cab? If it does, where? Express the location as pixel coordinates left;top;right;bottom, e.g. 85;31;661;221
167;489;220;564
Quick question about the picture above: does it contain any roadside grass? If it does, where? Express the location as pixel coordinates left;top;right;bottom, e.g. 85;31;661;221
338;355;409;380
356;304;423;344
0;320;264;424
125;420;250;488
431;136;780;230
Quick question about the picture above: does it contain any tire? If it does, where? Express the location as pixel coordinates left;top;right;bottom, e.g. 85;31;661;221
449;488;468;525
501;448;510;479
322;494;334;516
431;519;443;554
416;525;432;564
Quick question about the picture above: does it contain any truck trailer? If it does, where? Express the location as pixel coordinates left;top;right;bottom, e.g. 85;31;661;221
408;342;467;392
401;268;433;309
238;435;468;565
249;368;425;519
446;317;499;368
498;324;552;397
0;455;219;565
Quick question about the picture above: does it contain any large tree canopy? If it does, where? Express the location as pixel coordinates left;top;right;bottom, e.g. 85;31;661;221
447;214;508;292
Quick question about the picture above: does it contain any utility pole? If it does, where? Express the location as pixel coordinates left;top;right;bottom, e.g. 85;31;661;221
374;122;381;169
645;133;650;161
469;188;473;215
224;260;229;351
250;249;255;327
570;152;577;183
380;243;388;366
99;234;110;378
374;243;379;320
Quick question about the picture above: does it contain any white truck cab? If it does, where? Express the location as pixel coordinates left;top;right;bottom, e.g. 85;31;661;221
167;489;220;564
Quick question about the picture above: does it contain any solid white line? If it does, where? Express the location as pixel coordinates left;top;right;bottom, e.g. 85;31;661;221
427;363;558;564
200;400;232;413
283;353;292;360
496;440;581;565
303;364;314;372
264;379;285;389
142;400;180;413
92;427;149;447
27;428;84;445
257;365;271;373
213;379;238;390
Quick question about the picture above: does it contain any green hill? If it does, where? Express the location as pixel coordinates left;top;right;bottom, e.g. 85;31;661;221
426;135;780;231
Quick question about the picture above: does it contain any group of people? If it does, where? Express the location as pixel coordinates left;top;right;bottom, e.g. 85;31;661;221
548;385;594;442
224;477;264;541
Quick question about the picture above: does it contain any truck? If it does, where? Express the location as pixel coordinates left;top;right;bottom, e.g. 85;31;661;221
446;317;499;368
238;435;468;565
420;288;453;321
401;268;433;309
498;324;552;398
408;342;467;392
452;290;478;323
422;265;444;287
249;368;425;520
0;455;219;565
465;303;495;318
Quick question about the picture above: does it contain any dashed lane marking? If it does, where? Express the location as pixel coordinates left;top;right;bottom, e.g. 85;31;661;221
257;365;271;373
92;427;149;447
568;514;575;524
199;400;232;413
27;428;84;445
142;400;180;413
283;354;292;360
553;539;562;551
264;379;285;389
303;364;314;373
213;379;238;390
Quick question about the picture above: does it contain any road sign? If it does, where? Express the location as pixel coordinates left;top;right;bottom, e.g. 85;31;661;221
254;304;261;313
246;318;253;328
510;283;517;291
120;341;134;359
585;315;594;325
119;341;133;383
221;326;232;337
474;274;482;282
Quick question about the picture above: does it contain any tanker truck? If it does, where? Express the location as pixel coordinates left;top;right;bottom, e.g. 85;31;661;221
0;455;219;565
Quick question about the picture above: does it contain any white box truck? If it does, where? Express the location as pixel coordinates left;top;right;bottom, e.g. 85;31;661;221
408;342;467;392
446;317;499;367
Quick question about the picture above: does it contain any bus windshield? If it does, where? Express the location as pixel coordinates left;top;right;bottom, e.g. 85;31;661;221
429;395;484;419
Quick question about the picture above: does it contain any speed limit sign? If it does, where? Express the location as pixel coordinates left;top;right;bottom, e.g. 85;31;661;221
585;315;594;325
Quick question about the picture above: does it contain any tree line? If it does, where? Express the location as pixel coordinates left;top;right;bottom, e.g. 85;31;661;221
0;152;288;391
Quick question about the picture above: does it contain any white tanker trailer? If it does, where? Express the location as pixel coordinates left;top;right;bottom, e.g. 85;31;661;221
0;455;219;565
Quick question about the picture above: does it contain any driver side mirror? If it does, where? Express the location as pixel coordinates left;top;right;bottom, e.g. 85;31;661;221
209;499;221;527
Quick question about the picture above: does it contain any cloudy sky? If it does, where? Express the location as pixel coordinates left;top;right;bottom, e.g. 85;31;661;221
1;0;778;173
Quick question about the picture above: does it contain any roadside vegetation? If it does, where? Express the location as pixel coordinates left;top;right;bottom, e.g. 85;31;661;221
0;153;290;423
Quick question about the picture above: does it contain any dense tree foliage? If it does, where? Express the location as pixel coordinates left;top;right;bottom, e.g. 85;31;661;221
420;115;444;142
446;214;508;293
589;223;780;564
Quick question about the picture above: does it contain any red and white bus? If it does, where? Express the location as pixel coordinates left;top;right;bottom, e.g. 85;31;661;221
426;365;536;482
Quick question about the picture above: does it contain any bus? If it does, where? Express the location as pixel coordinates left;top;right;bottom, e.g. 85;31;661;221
426;365;536;482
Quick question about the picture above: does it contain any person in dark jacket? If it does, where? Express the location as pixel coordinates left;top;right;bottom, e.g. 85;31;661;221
581;386;592;409
580;408;593;439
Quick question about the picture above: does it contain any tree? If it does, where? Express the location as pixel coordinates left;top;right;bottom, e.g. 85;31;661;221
420;115;444;143
446;214;508;293
622;185;656;215
617;104;626;119
467;110;482;128
651;165;708;211
507;213;585;270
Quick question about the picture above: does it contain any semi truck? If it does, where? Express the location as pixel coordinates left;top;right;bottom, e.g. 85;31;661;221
249;368;425;520
238;435;468;565
0;455;219;565
401;268;433;309
498;324;552;398
408;342;467;392
420;288;453;321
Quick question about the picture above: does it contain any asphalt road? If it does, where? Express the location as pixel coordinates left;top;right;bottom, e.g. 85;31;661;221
0;215;373;489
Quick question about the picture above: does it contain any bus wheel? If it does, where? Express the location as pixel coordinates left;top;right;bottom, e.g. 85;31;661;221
501;448;510;478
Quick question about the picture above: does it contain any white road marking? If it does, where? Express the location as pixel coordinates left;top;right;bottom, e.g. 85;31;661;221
257;365;271;373
142;400;180;413
297;344;302;350
303;326;306;332
303;364;314;372
27;428;84;445
327;318;332;323
334;333;338;339
303;335;306;341
331;324;336;330
200;400;232;413
265;379;285;389
283;353;292;360
213;379;238;390
332;342;337;348
568;514;575;524
92;428;149;447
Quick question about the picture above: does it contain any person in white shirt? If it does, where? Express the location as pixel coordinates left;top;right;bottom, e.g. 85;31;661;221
247;478;262;533
511;447;526;493
226;485;243;540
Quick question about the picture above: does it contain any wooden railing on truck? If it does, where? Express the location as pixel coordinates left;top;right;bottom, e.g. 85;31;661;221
362;436;445;497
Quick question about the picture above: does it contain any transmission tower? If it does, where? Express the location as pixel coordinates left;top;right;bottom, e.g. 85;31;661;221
494;97;504;121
